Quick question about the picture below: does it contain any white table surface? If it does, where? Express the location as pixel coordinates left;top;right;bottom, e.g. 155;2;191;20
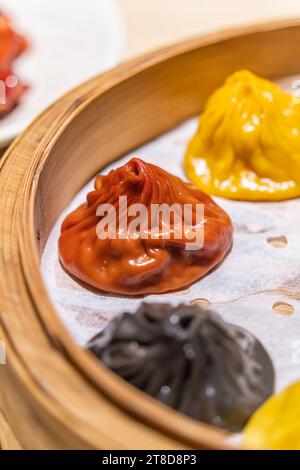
119;0;300;58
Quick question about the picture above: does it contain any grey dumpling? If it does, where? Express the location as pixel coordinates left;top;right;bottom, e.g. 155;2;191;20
88;303;275;432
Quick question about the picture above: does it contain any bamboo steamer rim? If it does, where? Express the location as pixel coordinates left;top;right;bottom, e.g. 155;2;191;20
1;18;300;449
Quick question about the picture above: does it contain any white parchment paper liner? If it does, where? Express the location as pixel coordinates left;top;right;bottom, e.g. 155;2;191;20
41;77;300;394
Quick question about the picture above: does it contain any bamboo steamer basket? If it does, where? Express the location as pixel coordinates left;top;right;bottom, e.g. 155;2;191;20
1;19;299;449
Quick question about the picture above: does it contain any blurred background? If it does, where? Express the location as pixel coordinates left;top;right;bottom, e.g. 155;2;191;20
120;0;300;58
2;0;300;149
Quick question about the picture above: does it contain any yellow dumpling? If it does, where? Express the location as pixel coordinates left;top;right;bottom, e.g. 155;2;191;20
184;70;300;201
243;381;300;450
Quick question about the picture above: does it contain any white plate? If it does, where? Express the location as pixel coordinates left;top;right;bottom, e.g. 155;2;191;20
0;0;125;147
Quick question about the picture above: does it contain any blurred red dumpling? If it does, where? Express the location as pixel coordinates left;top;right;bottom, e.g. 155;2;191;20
59;158;233;295
0;12;28;73
0;69;28;117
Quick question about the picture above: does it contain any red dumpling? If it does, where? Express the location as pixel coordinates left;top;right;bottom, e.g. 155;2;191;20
59;158;233;295
0;12;28;117
0;12;28;73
